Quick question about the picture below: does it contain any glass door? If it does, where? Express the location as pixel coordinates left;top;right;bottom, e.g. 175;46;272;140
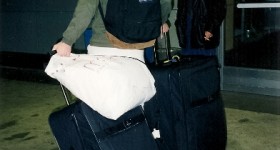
221;0;280;96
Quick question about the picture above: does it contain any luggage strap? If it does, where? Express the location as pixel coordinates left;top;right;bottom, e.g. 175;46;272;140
95;113;146;141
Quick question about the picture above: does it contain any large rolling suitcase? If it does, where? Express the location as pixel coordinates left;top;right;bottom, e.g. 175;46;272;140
144;56;227;150
49;84;158;150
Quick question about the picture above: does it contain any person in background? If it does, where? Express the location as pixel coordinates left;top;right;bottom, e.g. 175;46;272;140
175;0;226;56
144;0;227;149
174;0;227;149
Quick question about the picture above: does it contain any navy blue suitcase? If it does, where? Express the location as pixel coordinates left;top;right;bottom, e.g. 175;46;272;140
49;85;158;150
144;56;227;150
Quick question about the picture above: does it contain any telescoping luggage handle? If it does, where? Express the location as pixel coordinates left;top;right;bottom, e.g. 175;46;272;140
59;84;71;105
49;50;71;106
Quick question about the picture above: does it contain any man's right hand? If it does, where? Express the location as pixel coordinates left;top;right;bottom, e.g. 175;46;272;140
52;41;72;57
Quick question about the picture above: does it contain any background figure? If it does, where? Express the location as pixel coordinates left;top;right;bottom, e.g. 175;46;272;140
175;0;227;149
144;0;227;149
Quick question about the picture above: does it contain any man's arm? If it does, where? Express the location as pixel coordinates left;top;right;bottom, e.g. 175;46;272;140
53;0;98;56
160;0;173;24
205;0;227;33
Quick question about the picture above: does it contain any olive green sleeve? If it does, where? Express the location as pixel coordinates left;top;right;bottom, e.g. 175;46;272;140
62;0;99;46
160;0;173;24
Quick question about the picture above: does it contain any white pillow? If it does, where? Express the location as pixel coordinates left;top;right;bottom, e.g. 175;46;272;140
45;53;156;120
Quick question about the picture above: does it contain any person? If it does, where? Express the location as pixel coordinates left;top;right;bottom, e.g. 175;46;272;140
175;0;227;149
143;0;227;149
49;0;172;120
175;0;226;56
52;0;172;57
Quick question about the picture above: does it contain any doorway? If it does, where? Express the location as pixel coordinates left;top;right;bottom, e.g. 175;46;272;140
221;0;280;96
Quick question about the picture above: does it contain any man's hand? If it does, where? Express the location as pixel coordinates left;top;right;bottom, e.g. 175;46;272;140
52;42;72;57
161;23;170;33
160;23;170;39
204;31;213;41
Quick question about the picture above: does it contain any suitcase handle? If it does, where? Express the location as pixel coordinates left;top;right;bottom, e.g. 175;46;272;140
95;113;146;141
49;50;72;106
60;84;71;105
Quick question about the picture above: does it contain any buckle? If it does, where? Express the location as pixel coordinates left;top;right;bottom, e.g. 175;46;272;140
123;119;133;128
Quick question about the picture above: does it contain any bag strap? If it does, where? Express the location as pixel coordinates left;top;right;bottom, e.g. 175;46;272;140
95;113;146;141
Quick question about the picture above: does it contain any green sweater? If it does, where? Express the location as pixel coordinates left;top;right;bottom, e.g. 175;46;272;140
62;0;172;47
